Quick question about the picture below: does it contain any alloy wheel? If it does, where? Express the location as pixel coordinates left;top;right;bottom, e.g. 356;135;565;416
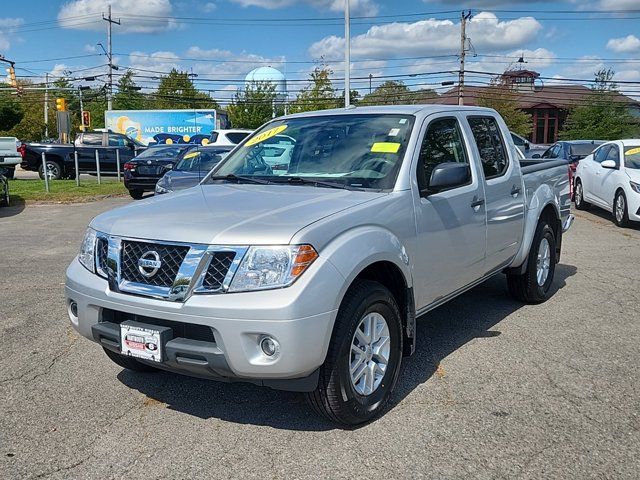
615;194;625;223
349;312;391;396
536;237;551;286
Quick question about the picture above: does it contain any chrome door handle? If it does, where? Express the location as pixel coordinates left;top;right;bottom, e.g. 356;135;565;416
511;185;521;196
470;198;485;208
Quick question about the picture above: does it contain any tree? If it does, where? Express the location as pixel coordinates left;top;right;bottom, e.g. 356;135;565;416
152;69;218;109
360;81;410;106
227;81;282;129
290;66;338;113
477;79;532;137
560;69;640;140
114;70;145;110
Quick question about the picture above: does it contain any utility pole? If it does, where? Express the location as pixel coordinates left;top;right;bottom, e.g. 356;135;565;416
44;73;49;138
102;4;120;111
344;0;350;107
458;11;472;106
369;73;373;94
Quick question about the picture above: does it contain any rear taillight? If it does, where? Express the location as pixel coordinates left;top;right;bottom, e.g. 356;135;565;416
17;144;26;158
123;162;134;171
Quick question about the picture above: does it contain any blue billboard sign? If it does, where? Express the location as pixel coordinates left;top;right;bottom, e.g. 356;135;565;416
104;109;217;145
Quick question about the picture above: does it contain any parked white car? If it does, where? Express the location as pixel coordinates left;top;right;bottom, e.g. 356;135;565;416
574;140;640;227
208;129;252;146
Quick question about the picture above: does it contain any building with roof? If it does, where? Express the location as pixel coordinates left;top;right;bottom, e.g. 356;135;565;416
434;69;640;144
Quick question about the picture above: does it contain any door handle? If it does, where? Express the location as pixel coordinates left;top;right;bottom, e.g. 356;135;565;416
511;185;521;196
470;198;485;209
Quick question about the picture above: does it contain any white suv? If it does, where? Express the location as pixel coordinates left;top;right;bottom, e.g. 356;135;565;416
208;129;252;146
574;139;640;227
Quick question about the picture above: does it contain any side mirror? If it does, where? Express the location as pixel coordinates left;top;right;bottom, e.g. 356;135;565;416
531;153;541;159
601;159;617;169
424;162;470;194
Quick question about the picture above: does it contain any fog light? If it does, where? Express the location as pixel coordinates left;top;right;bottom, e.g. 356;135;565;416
69;301;78;317
260;336;280;357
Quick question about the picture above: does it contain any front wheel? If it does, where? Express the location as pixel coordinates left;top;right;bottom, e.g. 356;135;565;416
306;280;403;426
613;191;630;228
507;219;557;304
574;179;590;210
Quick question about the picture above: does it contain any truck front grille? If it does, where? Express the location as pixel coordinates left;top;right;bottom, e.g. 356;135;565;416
202;252;236;291
120;240;189;287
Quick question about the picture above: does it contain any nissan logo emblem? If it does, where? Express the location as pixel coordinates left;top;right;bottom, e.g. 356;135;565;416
138;251;162;278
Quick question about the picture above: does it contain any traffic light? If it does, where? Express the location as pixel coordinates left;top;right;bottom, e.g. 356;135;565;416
6;66;17;88
81;110;91;129
56;98;66;111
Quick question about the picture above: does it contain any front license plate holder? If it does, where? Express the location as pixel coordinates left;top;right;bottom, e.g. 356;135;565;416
120;320;172;363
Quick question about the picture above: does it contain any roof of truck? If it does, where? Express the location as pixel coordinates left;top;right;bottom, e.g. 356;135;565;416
281;104;497;120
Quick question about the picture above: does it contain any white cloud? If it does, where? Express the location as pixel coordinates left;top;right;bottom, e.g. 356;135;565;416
0;17;24;50
202;2;217;12
230;0;379;16
58;0;177;33
606;35;640;53
309;13;542;60
83;43;97;53
597;0;639;9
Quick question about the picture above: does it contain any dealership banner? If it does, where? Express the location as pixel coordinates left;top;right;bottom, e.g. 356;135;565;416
105;109;217;145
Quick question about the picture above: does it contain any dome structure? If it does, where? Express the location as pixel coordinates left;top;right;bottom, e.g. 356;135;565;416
244;66;287;95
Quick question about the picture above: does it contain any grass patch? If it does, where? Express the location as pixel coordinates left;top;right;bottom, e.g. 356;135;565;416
10;179;128;203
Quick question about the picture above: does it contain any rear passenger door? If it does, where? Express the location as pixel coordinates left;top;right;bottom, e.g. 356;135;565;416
412;116;487;307
76;132;103;172
467;116;525;273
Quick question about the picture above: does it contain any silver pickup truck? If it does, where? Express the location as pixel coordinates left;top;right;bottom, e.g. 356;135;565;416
65;106;573;425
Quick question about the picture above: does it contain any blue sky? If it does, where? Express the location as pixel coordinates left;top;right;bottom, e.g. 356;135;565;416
1;0;639;103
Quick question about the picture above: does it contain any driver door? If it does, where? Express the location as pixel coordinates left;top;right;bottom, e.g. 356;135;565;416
595;144;621;207
411;116;487;308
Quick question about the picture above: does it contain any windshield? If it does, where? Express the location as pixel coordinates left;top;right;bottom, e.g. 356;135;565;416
175;148;231;172
210;114;415;190
624;146;640;169
570;143;601;157
135;146;186;159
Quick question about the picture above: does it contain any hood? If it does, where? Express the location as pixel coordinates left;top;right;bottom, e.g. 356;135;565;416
626;168;640;183
91;184;387;245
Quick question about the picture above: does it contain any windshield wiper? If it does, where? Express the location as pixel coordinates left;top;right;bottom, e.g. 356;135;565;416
207;174;271;185
283;176;365;191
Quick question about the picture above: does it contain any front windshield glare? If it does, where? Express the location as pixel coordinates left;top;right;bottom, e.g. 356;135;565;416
625;146;640;169
211;114;415;189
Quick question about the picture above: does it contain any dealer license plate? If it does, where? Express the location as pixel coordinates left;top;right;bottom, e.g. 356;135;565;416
120;323;163;362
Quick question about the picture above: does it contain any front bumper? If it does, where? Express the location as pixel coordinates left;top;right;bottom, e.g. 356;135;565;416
65;257;341;390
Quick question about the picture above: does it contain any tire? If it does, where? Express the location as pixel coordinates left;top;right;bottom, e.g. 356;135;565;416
129;189;144;200
38;160;62;180
507;219;557;304
574;179;590;210
306;280;403;426
103;347;158;372
0;181;8;207
5;167;15;180
613;190;630;228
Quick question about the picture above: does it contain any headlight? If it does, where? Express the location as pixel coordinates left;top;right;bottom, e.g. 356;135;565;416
228;245;318;292
630;181;640;194
155;176;172;194
78;227;97;273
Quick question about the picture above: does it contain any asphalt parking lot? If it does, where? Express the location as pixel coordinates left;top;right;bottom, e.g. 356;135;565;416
1;198;639;479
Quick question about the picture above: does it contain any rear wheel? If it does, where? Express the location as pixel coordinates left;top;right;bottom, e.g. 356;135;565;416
0;181;8;207
574;179;589;210
129;189;144;200
613;190;629;228
507;219;557;304
103;347;158;372
306;280;403;426
38;160;62;180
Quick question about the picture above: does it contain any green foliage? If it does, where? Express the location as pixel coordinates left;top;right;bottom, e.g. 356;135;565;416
227;81;282;129
359;81;437;106
477;81;532;137
152;69;218;109
290;67;339;113
560;69;640;140
113;70;145;110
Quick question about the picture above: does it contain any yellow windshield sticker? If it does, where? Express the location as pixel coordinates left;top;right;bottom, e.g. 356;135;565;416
245;125;287;147
625;147;640;156
371;142;401;154
183;151;200;159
